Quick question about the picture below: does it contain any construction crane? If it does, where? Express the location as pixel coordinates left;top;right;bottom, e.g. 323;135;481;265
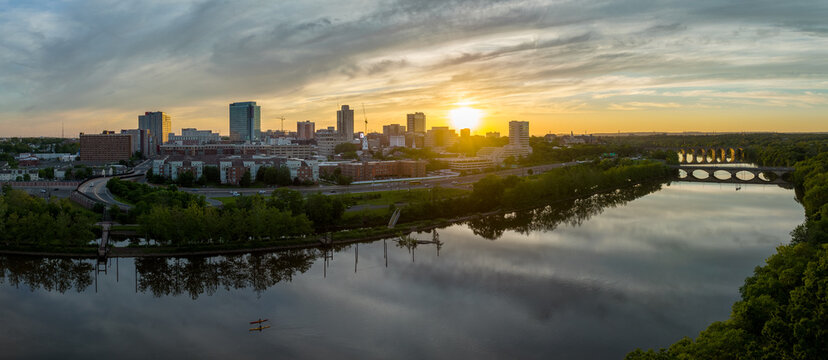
275;116;285;132
362;104;368;135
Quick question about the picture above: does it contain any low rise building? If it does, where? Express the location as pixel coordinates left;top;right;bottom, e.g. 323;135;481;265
439;157;495;172
79;132;133;163
168;128;221;145
337;160;427;181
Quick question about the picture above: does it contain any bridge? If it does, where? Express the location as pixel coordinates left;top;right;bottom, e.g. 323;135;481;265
671;165;794;185
675;147;747;164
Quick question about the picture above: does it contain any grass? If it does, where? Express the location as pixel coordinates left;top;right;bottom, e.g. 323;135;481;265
212;196;237;206
345;187;469;207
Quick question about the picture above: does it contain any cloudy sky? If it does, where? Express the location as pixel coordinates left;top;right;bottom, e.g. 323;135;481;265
1;0;826;137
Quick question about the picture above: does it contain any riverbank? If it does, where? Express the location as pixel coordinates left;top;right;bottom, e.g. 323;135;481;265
0;176;670;258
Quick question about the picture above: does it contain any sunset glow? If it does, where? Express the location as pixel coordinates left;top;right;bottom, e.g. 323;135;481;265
449;107;483;132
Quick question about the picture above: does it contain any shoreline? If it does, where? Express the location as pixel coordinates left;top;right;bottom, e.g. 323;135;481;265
0;177;670;259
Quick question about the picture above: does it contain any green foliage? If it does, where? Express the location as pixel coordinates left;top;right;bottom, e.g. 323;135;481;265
37;167;55;180
256;166;292;186
138;201;313;245
523;139;643;165
239;170;252;187
334;142;360;154
202;166;221;185
177;170;195;188
628;141;828;359
0;189;97;247
304;193;346;230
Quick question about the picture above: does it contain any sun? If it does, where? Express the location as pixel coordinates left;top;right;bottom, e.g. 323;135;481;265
449;107;482;131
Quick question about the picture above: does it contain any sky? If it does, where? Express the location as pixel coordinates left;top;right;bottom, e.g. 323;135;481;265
0;0;827;137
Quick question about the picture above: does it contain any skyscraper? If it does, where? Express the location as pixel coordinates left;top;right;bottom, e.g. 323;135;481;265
337;105;354;140
138;111;171;154
509;121;529;147
406;112;426;133
229;101;261;142
297;121;315;140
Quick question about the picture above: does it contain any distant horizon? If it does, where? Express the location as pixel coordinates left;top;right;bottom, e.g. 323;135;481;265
1;1;826;137
3;129;828;140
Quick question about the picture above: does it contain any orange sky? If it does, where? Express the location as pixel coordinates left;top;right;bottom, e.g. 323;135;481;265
0;1;826;137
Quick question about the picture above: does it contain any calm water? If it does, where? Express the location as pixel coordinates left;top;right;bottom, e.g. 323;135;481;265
0;182;803;359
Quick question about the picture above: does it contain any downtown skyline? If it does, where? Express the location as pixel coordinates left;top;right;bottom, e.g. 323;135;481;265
1;0;827;137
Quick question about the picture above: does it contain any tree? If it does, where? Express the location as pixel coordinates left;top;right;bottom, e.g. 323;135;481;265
38;167;55;180
203;166;220;185
177;170;195;188
334;142;360;154
240;170;252;187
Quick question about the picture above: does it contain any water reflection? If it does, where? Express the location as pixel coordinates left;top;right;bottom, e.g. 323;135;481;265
1;184;662;297
0;182;805;359
467;182;664;240
0;256;93;293
135;251;318;299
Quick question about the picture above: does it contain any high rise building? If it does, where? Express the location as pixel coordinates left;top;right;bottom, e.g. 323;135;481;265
336;105;354;140
138;111;171;154
229;101;261;142
406;112;426;133
509;121;529;147
297;121;315;140
460;128;471;137
120;129;149;155
382;124;406;137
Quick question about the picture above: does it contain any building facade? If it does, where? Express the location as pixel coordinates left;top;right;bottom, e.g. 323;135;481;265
337;160;427;181
138;111;171;154
159;143;312;158
168;128;220;145
297;121;315;140
406;112;426;133
80;132;133;163
382;124;406;137
229;101;261;142
315;126;340;157
424;127;458;149
336;105;354;140
509;121;529;147
120;129;149;155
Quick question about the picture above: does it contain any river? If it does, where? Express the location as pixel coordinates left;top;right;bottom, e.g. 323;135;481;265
0;181;803;359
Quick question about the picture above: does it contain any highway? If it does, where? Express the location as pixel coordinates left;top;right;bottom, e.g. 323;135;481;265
77;159;153;210
183;161;582;200
72;160;582;208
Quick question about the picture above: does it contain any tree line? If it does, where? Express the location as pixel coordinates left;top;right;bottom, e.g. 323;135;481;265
0;187;97;248
627;143;828;359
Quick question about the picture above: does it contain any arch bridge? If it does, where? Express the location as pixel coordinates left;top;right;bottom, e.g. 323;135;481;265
676;147;746;164
671;165;793;186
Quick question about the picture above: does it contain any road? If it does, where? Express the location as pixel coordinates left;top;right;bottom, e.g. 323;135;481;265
185;161;582;200
72;160;581;208
77;159;153;210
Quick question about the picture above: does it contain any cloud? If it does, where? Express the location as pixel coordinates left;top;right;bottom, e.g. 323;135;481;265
0;0;827;135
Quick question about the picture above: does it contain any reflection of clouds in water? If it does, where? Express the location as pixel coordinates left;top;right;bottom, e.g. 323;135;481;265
0;182;805;359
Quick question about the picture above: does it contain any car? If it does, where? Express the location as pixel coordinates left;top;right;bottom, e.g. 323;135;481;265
257;190;266;194
40;189;47;193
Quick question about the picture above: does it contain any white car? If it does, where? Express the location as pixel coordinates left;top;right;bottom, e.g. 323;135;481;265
257;190;266;195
